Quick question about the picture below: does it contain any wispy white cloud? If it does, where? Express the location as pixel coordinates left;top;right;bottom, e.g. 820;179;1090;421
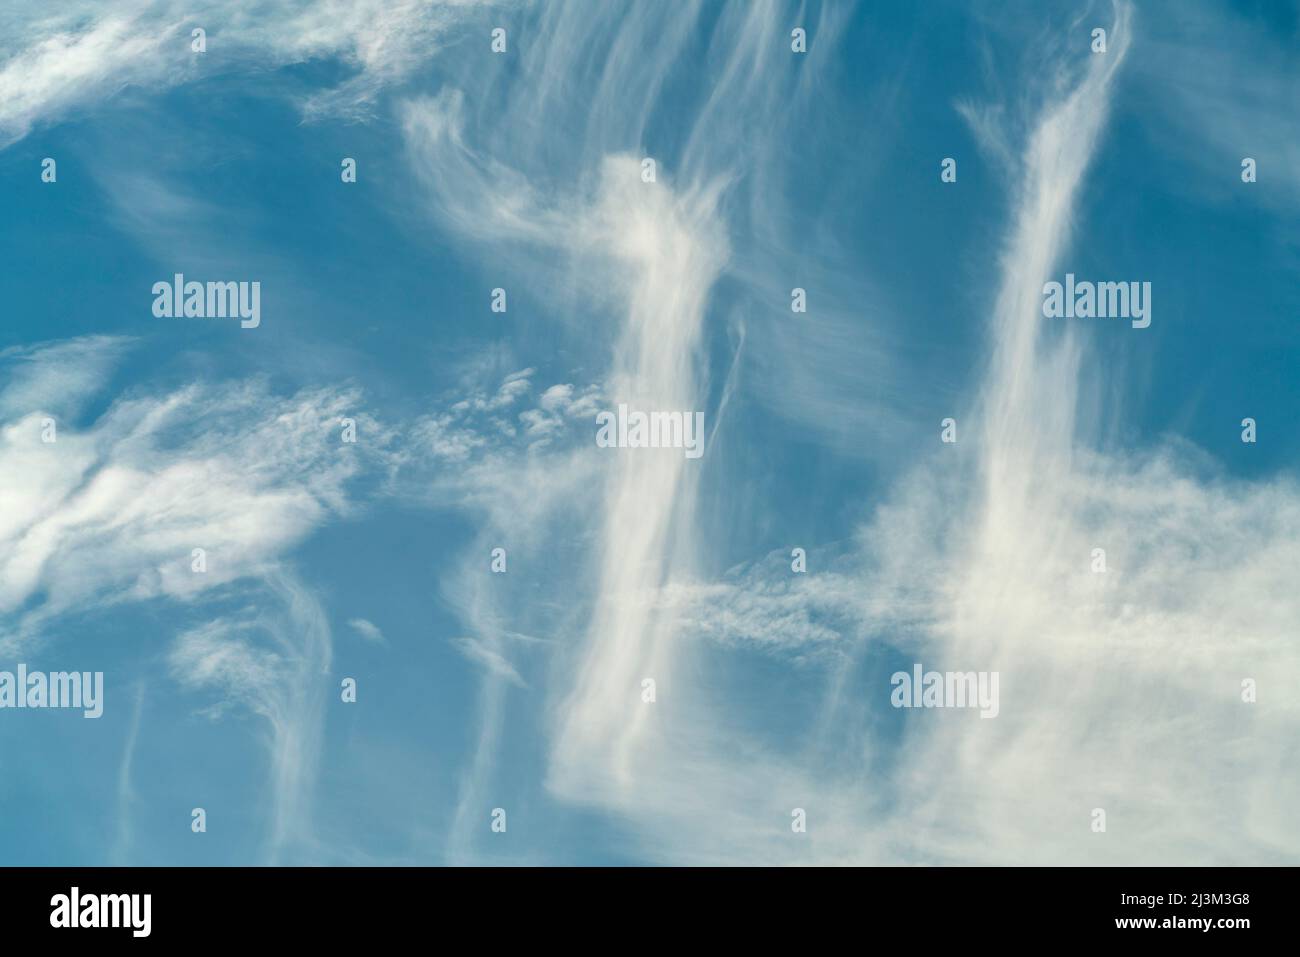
406;367;605;465
0;336;376;862
347;618;386;645
833;0;1300;864
0;353;378;645
0;336;135;421
397;0;848;862
452;637;525;688
0;8;183;148
1128;2;1300;210
111;682;146;865
0;0;493;147
12;0;1292;869
401;0;1300;867
168;572;335;863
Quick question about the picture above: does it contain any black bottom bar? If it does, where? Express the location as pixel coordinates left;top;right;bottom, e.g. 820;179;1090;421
0;865;1286;943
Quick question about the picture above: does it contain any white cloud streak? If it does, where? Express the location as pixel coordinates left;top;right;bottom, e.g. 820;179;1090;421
0;337;374;863
402;0;1300;865
0;0;492;147
347;618;386;645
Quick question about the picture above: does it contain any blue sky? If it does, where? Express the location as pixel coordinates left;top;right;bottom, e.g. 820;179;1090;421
0;0;1297;865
